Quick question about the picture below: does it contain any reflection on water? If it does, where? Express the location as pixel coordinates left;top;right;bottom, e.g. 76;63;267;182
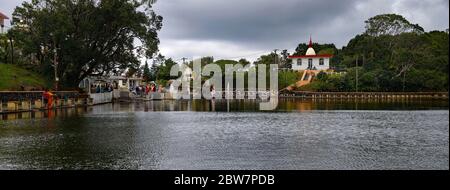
0;99;448;170
1;99;448;120
113;98;449;112
1;107;92;121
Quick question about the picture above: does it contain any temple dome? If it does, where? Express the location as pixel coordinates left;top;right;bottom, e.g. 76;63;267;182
305;47;316;56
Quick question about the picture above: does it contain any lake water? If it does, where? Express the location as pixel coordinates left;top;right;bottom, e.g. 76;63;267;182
0;99;448;170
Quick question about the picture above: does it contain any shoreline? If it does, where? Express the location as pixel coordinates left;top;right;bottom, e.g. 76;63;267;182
0;90;448;114
1;96;448;115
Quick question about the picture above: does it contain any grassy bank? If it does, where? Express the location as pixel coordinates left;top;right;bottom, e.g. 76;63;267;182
0;64;49;91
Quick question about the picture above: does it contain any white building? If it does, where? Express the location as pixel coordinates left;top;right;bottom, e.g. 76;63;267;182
0;12;9;33
289;38;333;71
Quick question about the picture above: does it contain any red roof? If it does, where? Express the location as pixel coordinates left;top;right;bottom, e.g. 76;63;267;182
288;54;333;58
0;12;9;19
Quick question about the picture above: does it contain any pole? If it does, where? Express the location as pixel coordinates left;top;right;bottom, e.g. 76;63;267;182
53;38;58;91
355;55;358;93
4;40;7;63
281;49;288;67
285;69;287;89
403;72;406;92
9;36;13;64
273;49;279;65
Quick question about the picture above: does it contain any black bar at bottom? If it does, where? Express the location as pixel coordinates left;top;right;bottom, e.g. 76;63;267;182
0;170;448;189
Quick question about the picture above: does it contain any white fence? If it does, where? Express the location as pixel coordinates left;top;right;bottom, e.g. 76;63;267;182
90;92;113;105
146;92;165;100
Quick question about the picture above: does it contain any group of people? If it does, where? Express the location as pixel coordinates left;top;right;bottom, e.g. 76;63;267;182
94;83;114;93
133;83;162;96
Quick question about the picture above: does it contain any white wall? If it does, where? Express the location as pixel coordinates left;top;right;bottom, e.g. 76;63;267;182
291;58;330;70
90;92;113;105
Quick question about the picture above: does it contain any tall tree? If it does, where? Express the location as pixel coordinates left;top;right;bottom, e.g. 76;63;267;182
364;14;424;37
143;61;151;81
254;53;277;65
10;0;163;88
238;58;250;66
157;58;178;81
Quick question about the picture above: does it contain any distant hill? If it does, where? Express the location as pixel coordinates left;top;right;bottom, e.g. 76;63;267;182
0;64;49;91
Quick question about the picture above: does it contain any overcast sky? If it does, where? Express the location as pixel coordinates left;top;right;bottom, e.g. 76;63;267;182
1;0;449;62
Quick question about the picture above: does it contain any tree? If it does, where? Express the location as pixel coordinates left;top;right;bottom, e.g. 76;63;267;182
0;34;8;63
149;62;159;81
293;43;337;56
254;53;277;65
238;58;250;66
143;61;151;82
341;27;448;92
10;0;163;88
157;58;177;80
364;14;424;37
391;33;427;91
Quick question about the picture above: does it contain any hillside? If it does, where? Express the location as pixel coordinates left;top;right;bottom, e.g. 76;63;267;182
0;64;49;91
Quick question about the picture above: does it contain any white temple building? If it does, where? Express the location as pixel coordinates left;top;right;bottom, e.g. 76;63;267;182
289;37;333;71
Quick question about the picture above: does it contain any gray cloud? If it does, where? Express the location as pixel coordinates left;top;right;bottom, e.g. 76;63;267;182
153;0;449;61
1;0;449;62
156;0;355;43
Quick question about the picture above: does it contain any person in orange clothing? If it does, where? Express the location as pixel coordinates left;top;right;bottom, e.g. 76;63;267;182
43;89;55;109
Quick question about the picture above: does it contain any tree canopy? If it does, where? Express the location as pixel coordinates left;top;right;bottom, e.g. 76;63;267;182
9;0;162;88
293;43;337;56
364;14;424;37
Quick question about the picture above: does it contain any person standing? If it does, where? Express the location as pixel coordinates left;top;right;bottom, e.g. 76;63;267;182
151;83;156;92
43;89;54;109
135;86;140;96
210;85;216;99
145;84;150;95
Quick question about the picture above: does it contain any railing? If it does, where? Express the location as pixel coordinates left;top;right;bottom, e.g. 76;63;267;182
0;91;81;102
0;91;108;114
280;91;449;99
0;91;44;102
